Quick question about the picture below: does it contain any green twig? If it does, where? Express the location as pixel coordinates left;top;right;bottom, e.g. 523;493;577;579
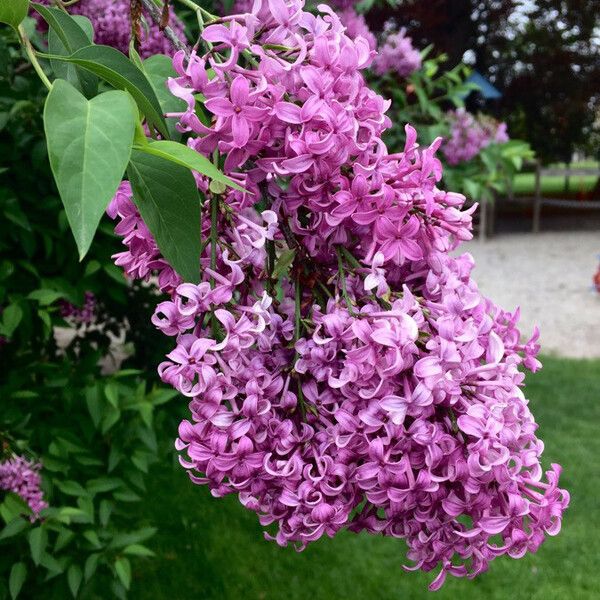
51;0;69;13
209;194;218;287
18;25;52;91
336;246;356;316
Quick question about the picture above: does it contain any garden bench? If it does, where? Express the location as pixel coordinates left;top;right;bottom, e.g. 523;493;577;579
530;164;600;232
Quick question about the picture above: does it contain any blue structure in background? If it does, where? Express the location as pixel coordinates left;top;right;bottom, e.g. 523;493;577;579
464;71;502;100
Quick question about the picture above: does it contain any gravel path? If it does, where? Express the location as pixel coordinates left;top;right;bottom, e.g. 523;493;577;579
464;231;600;358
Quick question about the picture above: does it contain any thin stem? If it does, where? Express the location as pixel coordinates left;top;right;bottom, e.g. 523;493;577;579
208;192;220;338
18;26;52;91
51;0;69;13
209;194;218;288
292;273;309;417
339;245;362;270
336;246;356;316
174;0;217;20
294;273;302;341
266;238;275;296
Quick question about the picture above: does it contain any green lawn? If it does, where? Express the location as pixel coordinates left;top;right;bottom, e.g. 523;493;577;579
134;357;600;600
512;162;598;196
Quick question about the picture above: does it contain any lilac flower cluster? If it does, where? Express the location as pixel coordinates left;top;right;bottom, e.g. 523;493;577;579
107;0;567;589
372;24;421;77
38;0;186;58
59;291;97;325
443;109;510;166
0;455;47;518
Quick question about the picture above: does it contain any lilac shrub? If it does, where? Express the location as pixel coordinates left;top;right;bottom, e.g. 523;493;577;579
108;0;568;590
0;455;47;518
443;108;510;166
38;0;186;57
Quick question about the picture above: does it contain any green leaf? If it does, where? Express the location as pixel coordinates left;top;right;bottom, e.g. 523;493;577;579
101;406;120;434
82;530;102;548
123;543;155;557
44;80;136;259
133;140;245;192
0;518;27;541
114;557;131;590
9;563;26;599
104;382;119;408
27;288;64;304
109;527;156;549
56;480;88;497
45;12;97;97
54;528;75;552
58;507;93;524
1;303;23;337
143;54;185;140
28;527;48;566
84;553;100;582
85;386;102;429
0;0;29;29
39;552;65;575
67;564;83;598
0;494;31;524
127;149;201;283
99;500;113;527
43;45;168;138
87;477;123;495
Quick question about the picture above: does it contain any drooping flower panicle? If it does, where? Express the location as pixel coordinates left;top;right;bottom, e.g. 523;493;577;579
108;0;567;590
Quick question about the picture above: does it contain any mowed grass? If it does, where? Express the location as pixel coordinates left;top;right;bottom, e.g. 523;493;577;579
512;162;598;197
134;357;600;600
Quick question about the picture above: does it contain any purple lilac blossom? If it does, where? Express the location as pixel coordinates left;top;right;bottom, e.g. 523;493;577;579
107;0;567;590
443;109;510;165
37;0;186;58
372;25;421;77
0;455;47;518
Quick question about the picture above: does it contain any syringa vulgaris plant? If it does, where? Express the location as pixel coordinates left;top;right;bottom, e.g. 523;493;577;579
2;0;567;594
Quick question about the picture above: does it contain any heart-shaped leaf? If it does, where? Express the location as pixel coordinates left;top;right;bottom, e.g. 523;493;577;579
44;80;136;258
42;45;168;138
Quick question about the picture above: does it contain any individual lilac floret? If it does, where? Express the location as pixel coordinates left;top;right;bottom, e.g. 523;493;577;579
373;25;421;77
38;0;186;57
107;0;567;591
0;455;48;518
